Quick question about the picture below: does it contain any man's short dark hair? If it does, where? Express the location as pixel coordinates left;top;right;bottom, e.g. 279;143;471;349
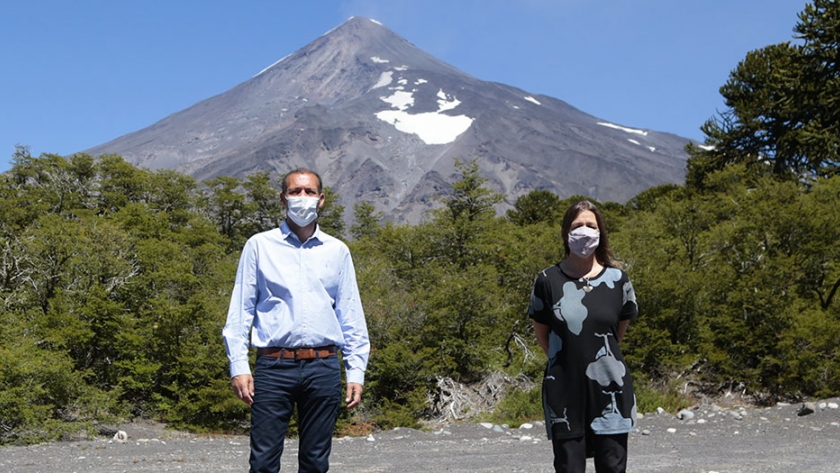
281;168;323;194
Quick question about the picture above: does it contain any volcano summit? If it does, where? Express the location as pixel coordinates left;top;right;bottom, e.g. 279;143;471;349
84;16;691;224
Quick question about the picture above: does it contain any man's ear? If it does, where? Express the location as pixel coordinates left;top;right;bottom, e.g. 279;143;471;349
317;193;326;209
280;193;288;208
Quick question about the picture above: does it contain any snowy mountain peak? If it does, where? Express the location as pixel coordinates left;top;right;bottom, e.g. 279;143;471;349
82;17;690;225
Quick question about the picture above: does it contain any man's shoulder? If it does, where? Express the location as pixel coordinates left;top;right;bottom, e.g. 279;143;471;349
246;228;284;245
314;231;357;265
315;228;349;249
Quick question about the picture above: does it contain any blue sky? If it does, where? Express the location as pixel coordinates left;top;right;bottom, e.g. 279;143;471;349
0;0;809;174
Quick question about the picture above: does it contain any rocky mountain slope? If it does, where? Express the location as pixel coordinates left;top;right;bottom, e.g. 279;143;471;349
83;17;692;224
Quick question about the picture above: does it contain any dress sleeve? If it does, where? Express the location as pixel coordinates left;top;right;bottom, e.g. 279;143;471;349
620;274;638;321
528;272;553;325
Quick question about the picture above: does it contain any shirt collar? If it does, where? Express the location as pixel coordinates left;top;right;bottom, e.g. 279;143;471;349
280;219;322;244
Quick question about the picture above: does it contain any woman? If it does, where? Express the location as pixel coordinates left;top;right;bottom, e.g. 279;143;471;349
528;200;638;473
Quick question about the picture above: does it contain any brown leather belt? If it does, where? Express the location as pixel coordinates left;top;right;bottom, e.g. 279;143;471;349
257;346;337;360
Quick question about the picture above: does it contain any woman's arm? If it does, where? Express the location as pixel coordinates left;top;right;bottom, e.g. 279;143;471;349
617;319;630;344
533;321;550;356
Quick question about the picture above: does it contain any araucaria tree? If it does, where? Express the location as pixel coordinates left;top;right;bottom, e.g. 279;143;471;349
687;0;840;186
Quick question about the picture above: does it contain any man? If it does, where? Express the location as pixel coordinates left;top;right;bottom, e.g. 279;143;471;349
222;168;370;473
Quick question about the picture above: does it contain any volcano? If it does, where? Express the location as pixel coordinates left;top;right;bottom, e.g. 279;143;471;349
83;17;691;224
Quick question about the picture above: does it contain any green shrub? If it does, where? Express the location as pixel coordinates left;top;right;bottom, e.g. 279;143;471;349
633;377;692;415
0;339;125;445
370;396;423;430
484;385;543;427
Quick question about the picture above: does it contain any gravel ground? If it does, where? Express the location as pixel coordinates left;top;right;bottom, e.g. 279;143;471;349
2;398;839;473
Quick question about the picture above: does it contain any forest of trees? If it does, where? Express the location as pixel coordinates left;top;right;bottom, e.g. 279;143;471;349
1;0;838;446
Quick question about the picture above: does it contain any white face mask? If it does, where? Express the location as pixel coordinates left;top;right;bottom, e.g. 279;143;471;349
285;196;320;227
568;226;600;258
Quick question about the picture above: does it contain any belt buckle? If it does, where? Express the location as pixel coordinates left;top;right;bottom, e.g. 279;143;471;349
298;348;315;360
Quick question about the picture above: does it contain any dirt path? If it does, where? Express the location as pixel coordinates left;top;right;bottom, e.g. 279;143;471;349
2;398;839;472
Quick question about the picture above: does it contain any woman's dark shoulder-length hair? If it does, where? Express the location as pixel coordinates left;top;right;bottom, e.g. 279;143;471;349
560;200;618;267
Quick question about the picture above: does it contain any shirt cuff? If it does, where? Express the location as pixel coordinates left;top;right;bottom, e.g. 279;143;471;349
345;368;365;385
230;360;252;378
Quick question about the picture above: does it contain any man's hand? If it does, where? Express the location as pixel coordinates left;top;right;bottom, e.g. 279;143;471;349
231;374;254;406
345;382;363;409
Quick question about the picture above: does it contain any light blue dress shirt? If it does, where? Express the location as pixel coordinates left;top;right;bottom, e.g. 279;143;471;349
222;221;370;385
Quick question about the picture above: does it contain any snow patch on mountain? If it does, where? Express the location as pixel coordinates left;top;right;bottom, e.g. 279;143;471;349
629;138;657;152
597;122;648;136
380;90;414;110
371;56;390;64
437;90;461;112
376;73;473;145
524;96;541;105
376;110;473;145
372;71;394;89
254;55;290;77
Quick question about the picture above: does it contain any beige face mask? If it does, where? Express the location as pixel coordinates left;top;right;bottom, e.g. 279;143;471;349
568;226;600;258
